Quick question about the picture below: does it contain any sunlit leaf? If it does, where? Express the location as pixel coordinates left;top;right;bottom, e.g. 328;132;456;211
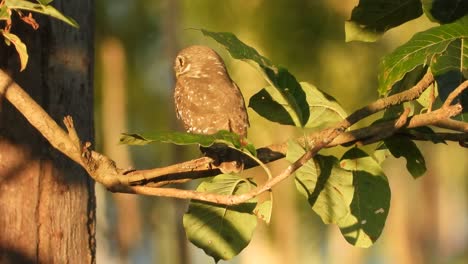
416;81;438;110
303;82;347;129
120;130;256;155
287;142;354;224
200;29;273;67
1;30;28;71
200;29;309;127
378;16;468;95
384;136;426;178
345;21;382;43
0;5;10;20
372;146;390;165
432;38;468;111
249;82;346;128
388;65;428;95
5;0;79;28
36;0;54;5
183;174;257;262
346;0;423;42
339;148;391;247
254;200;272;224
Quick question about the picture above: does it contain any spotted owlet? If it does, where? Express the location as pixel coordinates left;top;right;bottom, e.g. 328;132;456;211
174;45;249;136
174;45;249;172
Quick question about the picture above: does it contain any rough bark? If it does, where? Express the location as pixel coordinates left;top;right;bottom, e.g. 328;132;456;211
0;1;95;263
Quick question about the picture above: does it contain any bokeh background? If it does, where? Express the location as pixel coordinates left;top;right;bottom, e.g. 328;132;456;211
94;0;468;263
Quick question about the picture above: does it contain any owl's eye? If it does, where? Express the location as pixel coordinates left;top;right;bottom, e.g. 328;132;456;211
175;55;191;76
177;56;185;68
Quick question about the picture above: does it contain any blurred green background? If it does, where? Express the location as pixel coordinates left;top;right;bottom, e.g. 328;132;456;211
94;0;468;263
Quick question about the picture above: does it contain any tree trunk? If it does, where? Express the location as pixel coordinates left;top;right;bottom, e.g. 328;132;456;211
0;1;95;263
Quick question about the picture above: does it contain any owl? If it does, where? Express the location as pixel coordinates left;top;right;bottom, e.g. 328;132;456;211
173;45;249;137
173;45;249;173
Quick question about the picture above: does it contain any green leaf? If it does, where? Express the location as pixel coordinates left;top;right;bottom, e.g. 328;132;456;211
378;16;468;95
249;82;347;128
389;65;428;95
287;142;354;224
0;5;10;20
302;82;347;129
416;80;438;110
200;29;273;67
1;30;28;71
200;29;309;127
372;146;390;165
384;136;426;178
346;0;423;42
345;21;383;43
248;88;295;126
36;0;54;5
432;38;468;111
266;67;309;126
382;65;428;113
339;148;391;247
183;174;257;262
254;200;272;224
120;130;256;155
5;0;79;28
422;0;468;24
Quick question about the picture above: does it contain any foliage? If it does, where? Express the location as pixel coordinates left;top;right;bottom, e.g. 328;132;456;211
378;17;468;97
287;145;390;248
3;0;467;262
120;1;467;258
183;174;258;262
0;0;78;71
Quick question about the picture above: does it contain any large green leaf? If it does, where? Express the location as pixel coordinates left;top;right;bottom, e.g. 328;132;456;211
249;82;346;128
422;0;468;24
120;130;256;156
287;142;354;224
201;29;309;127
432;38;468;111
339;148;391;247
384;136;426;178
183;174;257;262
378;16;468;95
346;0;423;42
248;88;295;126
1;30;28;71
303;82;347;129
5;0;78;28
200;29;272;67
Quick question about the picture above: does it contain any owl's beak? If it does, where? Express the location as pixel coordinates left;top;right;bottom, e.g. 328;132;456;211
175;64;191;77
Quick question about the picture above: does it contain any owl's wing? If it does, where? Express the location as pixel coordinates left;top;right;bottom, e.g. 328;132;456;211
232;81;250;128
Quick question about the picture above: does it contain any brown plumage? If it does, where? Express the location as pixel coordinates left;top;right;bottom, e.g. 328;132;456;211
173;45;249;173
174;45;249;137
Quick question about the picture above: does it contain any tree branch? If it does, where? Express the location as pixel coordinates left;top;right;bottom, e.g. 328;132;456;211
3;68;465;205
0;70;84;166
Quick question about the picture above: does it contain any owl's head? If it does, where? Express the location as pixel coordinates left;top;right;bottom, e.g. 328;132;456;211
174;45;226;78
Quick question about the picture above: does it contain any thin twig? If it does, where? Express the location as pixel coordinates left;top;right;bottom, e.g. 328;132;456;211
442;80;468;108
